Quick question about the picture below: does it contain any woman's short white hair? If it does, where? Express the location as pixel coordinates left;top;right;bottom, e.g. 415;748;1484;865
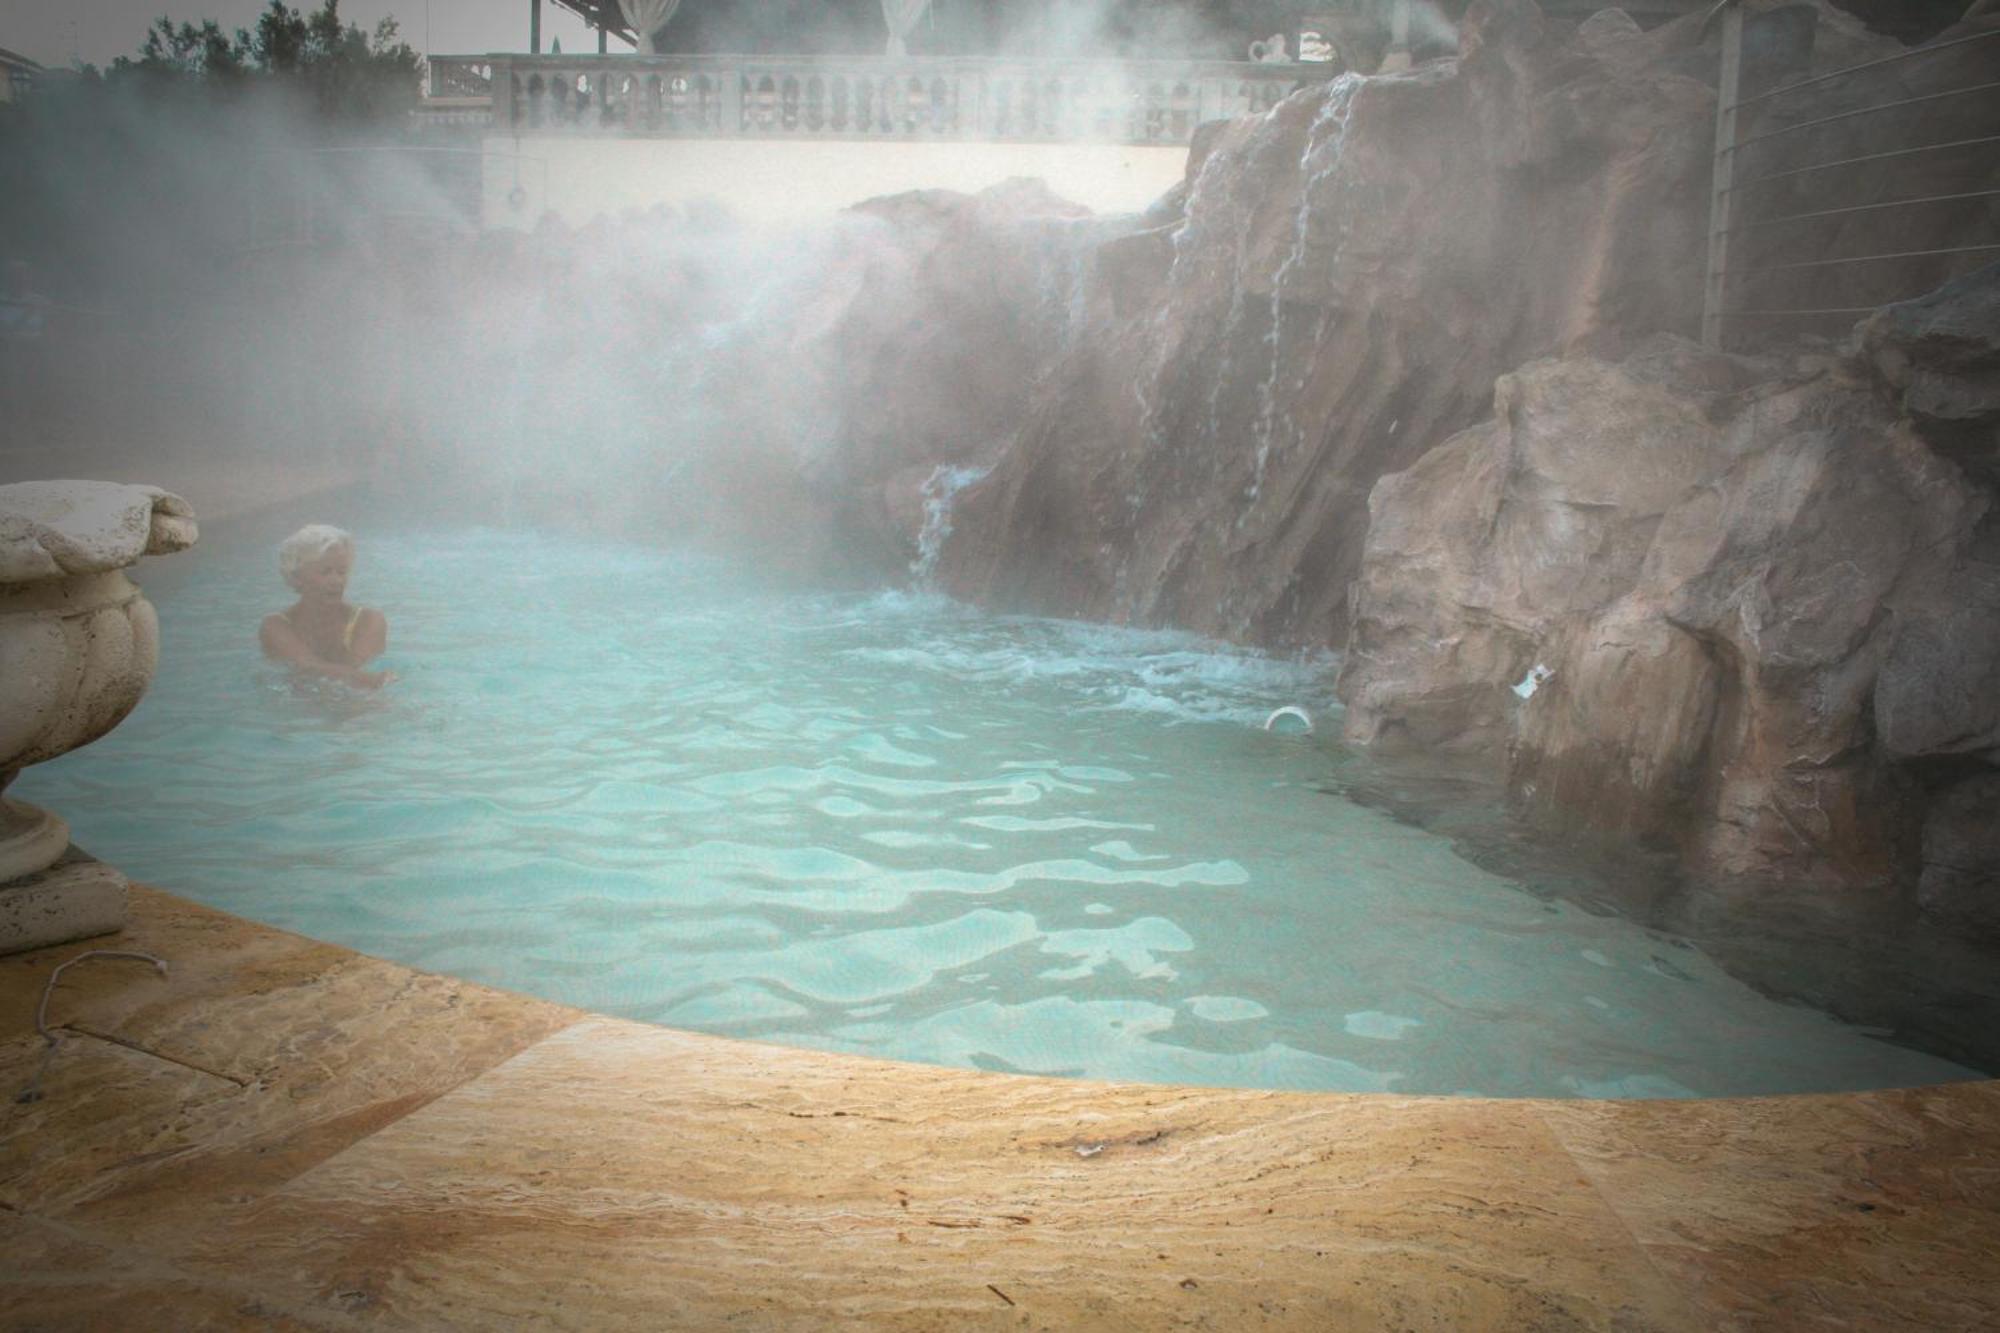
278;524;354;591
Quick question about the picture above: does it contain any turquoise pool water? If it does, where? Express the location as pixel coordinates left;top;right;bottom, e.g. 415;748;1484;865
19;525;1983;1097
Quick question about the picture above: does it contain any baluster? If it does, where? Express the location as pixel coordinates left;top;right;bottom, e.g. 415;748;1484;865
964;68;989;139
781;75;801;132
830;76;850;133
806;75;826;132
720;71;741;133
929;77;951;135
750;74;777;132
497;66;518;131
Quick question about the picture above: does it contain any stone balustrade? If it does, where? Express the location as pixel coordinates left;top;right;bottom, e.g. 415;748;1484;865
424;54;1327;144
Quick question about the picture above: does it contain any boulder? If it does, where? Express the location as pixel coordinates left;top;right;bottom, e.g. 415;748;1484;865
1877;561;2000;764
1920;774;2000;938
1859;263;2000;490
1861;262;2000;428
1340;340;1985;887
1341;347;1731;758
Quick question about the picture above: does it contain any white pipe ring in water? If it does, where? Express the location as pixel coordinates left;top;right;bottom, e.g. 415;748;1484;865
1264;705;1314;734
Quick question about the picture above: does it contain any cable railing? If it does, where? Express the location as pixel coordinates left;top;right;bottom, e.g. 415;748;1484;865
1700;4;2000;348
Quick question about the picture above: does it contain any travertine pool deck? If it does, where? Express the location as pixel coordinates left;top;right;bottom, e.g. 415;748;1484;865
2;887;1996;1330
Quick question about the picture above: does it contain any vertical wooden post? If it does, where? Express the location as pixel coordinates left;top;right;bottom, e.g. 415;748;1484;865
1701;1;1743;349
530;0;542;54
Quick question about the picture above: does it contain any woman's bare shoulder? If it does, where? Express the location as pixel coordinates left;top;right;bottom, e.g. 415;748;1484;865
260;611;304;659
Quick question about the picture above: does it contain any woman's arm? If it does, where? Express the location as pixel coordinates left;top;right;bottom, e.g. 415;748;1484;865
349;607;388;665
260;613;391;689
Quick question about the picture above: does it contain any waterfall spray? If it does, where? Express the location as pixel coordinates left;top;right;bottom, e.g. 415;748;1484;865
1249;73;1364;510
911;463;990;586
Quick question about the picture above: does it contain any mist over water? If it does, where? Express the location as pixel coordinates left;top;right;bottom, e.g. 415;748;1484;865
8;13;1996;1099
16;523;1988;1097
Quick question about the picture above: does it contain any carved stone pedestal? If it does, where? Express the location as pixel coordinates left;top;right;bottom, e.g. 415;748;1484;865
0;480;196;954
0;849;128;955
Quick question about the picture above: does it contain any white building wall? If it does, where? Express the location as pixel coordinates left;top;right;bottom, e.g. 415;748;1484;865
479;136;1190;228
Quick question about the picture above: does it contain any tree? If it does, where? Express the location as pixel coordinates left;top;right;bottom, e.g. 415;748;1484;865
105;0;422;123
0;0;427;316
128;18;252;80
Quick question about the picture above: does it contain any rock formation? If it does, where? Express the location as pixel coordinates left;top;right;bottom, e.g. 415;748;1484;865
384;1;1996;921
891;0;1996;917
1340;262;1999;908
647;179;1110;580
937;0;1723;642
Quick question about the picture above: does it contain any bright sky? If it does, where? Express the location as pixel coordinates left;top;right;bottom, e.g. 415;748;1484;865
0;0;601;69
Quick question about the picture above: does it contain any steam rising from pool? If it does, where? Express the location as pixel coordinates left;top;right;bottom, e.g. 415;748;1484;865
20;526;1982;1098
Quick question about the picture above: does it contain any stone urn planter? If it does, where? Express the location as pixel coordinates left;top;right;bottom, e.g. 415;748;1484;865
0;481;197;952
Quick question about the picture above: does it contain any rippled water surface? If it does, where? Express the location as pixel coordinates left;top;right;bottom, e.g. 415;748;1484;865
21;526;1984;1097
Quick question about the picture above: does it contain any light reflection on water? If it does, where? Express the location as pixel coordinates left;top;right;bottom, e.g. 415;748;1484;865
19;524;1988;1098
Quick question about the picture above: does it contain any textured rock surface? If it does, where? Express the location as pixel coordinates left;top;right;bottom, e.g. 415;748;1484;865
1339;333;1992;888
1861;261;2000;506
1920;774;2000;938
1877;560;2000;764
937;0;1722;644
644;179;1110;581
3;886;1998;1330
1863;262;2000;431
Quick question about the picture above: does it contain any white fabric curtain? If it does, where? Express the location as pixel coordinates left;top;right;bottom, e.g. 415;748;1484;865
880;0;930;57
617;0;681;54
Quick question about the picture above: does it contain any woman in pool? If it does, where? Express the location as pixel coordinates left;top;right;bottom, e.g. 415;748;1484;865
259;524;394;690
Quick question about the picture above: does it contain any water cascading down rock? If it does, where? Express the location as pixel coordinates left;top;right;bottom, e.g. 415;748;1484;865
937;0;1718;642
898;0;1995;919
0;481;198;952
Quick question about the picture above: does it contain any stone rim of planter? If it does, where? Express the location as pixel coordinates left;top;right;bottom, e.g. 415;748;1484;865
0;480;197;891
